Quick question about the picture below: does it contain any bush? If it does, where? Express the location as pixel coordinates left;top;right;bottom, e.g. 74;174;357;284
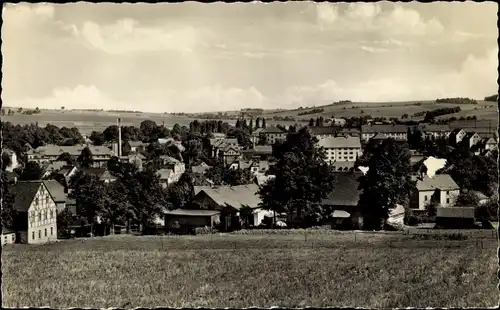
194;226;217;235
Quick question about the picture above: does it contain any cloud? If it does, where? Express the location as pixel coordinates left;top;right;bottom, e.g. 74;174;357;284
77;19;210;54
316;3;444;38
2;3;55;26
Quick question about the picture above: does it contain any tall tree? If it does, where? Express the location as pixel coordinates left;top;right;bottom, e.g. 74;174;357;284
258;127;336;227
19;161;44;181
78;146;94;168
0;171;16;229
57;152;76;165
183;139;204;166
357;139;413;230
262;118;267;129
309;118;315;127
167;172;195;209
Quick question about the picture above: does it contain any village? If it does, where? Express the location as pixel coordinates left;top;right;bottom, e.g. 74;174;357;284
1;114;498;245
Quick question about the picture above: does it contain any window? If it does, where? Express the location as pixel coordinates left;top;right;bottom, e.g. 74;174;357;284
424;196;428;201
35;198;39;205
4;236;7;242
38;212;42;222
45;196;49;204
32;231;35;240
446;198;450;204
44;211;47;220
38;230;41;239
44;229;47;237
50;210;54;219
349;151;353;155
51;227;53;236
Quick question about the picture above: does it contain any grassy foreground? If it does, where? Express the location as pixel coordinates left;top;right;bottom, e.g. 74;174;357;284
2;233;498;308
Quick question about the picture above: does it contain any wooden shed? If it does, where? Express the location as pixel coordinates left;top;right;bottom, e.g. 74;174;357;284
436;207;476;229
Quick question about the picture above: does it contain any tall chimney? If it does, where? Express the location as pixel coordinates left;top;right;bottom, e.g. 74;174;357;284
117;118;122;157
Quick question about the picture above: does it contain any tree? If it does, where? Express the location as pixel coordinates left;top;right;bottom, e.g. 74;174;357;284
57;208;74;237
140;120;158;138
258;127;336;227
89;131;106;146
61;106;65;110
257;133;268;145
2;152;12;171
19;161;44;181
309;118;315;127
57;152;76;165
183;139;204;166
456;190;479;207
0;171;16;230
262;118;267;129
122;140;132;156
167;172;194;209
357;139;413;230
78;146;94;168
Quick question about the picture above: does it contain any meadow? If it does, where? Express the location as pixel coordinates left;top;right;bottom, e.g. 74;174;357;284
2;232;498;308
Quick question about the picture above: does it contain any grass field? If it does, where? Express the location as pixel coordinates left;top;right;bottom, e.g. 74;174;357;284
2;233;498;308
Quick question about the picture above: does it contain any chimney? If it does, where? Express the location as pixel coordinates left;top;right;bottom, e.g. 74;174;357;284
117;118;122;157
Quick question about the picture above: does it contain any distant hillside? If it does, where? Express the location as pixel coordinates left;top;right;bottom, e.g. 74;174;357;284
484;94;498;102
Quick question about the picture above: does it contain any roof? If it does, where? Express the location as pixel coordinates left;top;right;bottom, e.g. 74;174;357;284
210;138;239;148
486;137;497;144
2;227;15;235
26;144;115;157
157;168;174;180
437;207;475;218
464;132;480;140
317;136;361;148
233;160;253;170
79;167;106;177
415;174;459;191
44;161;67;173
42;180;66;203
164;209;221;216
255;174;275;186
195;184;261;210
158;138;174;144
129;153;146;160
192;163;212;174
308;126;338;135
261;126;286;134
11;181;44;212
128;141;146;147
194;186;214;195
253;145;273;154
421;124;451;132
322;172;363;207
361;124;408;134
159;155;181;165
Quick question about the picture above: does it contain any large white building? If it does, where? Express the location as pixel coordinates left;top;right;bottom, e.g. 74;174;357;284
317;136;362;164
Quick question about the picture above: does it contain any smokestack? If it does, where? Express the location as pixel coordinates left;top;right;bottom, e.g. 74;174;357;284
117;118;122;157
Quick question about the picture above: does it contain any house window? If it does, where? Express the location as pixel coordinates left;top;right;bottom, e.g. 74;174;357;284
45;196;49;204
446;198;450;204
44;211;47;220
44;229;47;237
35;198;39;205
4;236;7;243
424;196;428;201
51;227;53;236
38;212;42;221
32;232;35;240
50;210;54;219
38;230;41;239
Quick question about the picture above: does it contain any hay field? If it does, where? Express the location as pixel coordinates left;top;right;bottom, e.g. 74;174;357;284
262;100;497;121
2;233;497;308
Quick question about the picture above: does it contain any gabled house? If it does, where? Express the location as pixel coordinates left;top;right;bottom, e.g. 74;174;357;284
361;124;408;142
461;132;481;149
128;141;147;153
191;162;212;175
42;180;67;214
410;174;460;210
26;144;115;168
210;138;239;157
11;181;58;244
317;136;362;164
484;137;498;151
42;161;68;178
219;146;243;165
435;207;476;229
2;228;16;245
120;153;145;171
171;184;266;231
321;171;363;229
157;155;185;181
449;128;467;145
241;145;273;160
79;168;117;183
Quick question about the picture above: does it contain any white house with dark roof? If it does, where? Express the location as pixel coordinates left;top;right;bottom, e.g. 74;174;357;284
26;144;115;168
421;124;452;140
317;136;362;164
484;137;498;151
361;124;408;142
410;174;460;210
251;126;287;145
462;132;482;149
449;128;467;145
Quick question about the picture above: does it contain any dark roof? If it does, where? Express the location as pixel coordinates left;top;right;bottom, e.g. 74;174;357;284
361;124;408;134
322;172;362;207
437;207;475;218
308;126;338;135
79;167;106;177
262;126;286;134
42;180;66;203
2;227;15;235
11;181;43;212
164;209;221;216
5;171;19;181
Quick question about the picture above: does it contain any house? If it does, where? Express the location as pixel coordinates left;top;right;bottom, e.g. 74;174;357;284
157;168;175;189
2;148;19;172
421;124;452;140
241;145;273;160
255;174;275;186
157;155;185;181
461;132;482;149
218;146;243;165
448;128;467;145
210;138;239;156
308;126;361;140
11;181;58;244
330;118;347;127
435;207;475;229
212;133;227;139
79;168;117;183
371;132;408;143
174;184;266;231
2;228;16;245
42;180;67;213
120;153;145;171
26;144;115;168
251;126;287;145
484;137;498;151
410;174;460;210
128;141;147;153
191;162;212;175
361;124;408;142
331;160;356;172
5;171;19;185
42;161;68;178
317;136;362;164
321;171;364;229
230;160;271;176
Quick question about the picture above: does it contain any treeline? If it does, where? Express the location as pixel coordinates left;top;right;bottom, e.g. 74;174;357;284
298;108;324;116
2;122;85;155
435;98;477;105
271;115;296;121
424;107;461;122
484;94;498;102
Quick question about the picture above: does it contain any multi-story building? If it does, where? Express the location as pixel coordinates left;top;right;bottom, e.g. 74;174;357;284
317;136;362;164
420;124;452;140
11;181;58;244
361;124;408;142
410;174;460;210
26;144;115;168
251;126;287;145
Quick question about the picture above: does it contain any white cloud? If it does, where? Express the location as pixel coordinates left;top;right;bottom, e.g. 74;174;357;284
316;3;444;38
2;3;55;25
77;19;210;54
9;85;131;111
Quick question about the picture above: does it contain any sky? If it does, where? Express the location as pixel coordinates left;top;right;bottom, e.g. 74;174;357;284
2;2;498;113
